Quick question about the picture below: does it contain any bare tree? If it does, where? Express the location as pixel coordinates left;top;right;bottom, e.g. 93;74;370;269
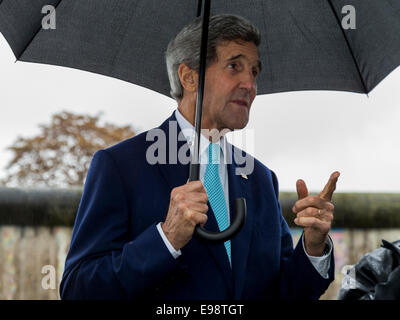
2;111;135;188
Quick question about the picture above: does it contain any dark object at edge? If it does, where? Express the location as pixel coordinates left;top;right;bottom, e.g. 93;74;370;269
338;239;400;300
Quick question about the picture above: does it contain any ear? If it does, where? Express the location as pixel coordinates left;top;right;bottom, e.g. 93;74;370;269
178;63;198;93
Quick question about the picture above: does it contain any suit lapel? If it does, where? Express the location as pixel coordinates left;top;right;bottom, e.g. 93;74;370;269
156;112;234;295
156;113;190;189
227;144;255;299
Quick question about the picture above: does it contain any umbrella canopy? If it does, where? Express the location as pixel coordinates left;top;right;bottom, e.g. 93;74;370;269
1;0;400;97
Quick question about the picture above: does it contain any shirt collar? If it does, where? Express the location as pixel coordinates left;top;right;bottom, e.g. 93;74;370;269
175;108;227;164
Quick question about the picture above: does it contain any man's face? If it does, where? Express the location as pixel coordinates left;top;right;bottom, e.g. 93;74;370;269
202;40;260;131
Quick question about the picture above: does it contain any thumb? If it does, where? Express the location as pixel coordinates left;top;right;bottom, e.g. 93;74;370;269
296;179;308;200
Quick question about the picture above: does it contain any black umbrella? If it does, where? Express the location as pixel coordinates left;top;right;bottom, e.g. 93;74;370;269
1;0;400;241
1;0;399;95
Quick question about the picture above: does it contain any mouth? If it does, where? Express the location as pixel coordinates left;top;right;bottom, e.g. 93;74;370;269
231;99;249;108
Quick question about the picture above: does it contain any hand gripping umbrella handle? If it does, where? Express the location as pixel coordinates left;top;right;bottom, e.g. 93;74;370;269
194;197;247;242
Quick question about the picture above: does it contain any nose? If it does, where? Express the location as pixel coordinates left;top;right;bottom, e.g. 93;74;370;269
239;70;257;93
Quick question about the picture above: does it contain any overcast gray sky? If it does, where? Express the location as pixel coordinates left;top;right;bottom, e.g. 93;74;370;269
1;33;399;193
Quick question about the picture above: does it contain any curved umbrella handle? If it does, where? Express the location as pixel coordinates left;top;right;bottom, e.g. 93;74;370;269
194;197;246;242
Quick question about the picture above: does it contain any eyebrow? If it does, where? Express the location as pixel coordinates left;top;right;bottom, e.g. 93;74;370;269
226;54;262;73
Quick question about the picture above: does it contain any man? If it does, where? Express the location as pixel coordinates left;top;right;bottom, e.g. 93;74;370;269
60;14;339;300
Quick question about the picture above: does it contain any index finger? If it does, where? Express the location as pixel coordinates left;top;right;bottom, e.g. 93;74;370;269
185;180;207;192
318;171;340;201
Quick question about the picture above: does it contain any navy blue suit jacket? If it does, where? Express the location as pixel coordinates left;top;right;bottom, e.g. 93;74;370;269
60;112;334;300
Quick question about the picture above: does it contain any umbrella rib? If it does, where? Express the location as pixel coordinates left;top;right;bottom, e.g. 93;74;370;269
260;1;274;91
196;0;203;17
384;0;400;18
109;1;142;75
14;0;64;60
326;0;368;94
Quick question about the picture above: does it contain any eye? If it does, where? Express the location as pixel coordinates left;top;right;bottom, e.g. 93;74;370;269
228;63;237;70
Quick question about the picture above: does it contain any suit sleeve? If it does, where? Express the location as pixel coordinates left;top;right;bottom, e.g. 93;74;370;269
270;171;335;300
60;150;182;299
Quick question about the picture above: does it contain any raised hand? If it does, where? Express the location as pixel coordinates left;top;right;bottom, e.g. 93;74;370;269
292;171;340;256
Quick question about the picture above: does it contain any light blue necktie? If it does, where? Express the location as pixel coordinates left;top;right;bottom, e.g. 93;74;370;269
203;142;231;266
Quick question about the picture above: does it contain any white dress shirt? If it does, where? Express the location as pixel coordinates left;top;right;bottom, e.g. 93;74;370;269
157;108;332;278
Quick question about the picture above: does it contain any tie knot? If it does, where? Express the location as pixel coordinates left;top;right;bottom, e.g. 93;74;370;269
208;142;221;165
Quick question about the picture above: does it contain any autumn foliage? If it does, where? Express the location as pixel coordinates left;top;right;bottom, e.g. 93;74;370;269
2;111;135;188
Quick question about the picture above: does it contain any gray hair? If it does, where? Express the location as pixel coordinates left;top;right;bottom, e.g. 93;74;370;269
165;14;261;101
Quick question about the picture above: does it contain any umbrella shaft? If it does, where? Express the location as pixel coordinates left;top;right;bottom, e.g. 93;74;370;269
189;0;211;182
